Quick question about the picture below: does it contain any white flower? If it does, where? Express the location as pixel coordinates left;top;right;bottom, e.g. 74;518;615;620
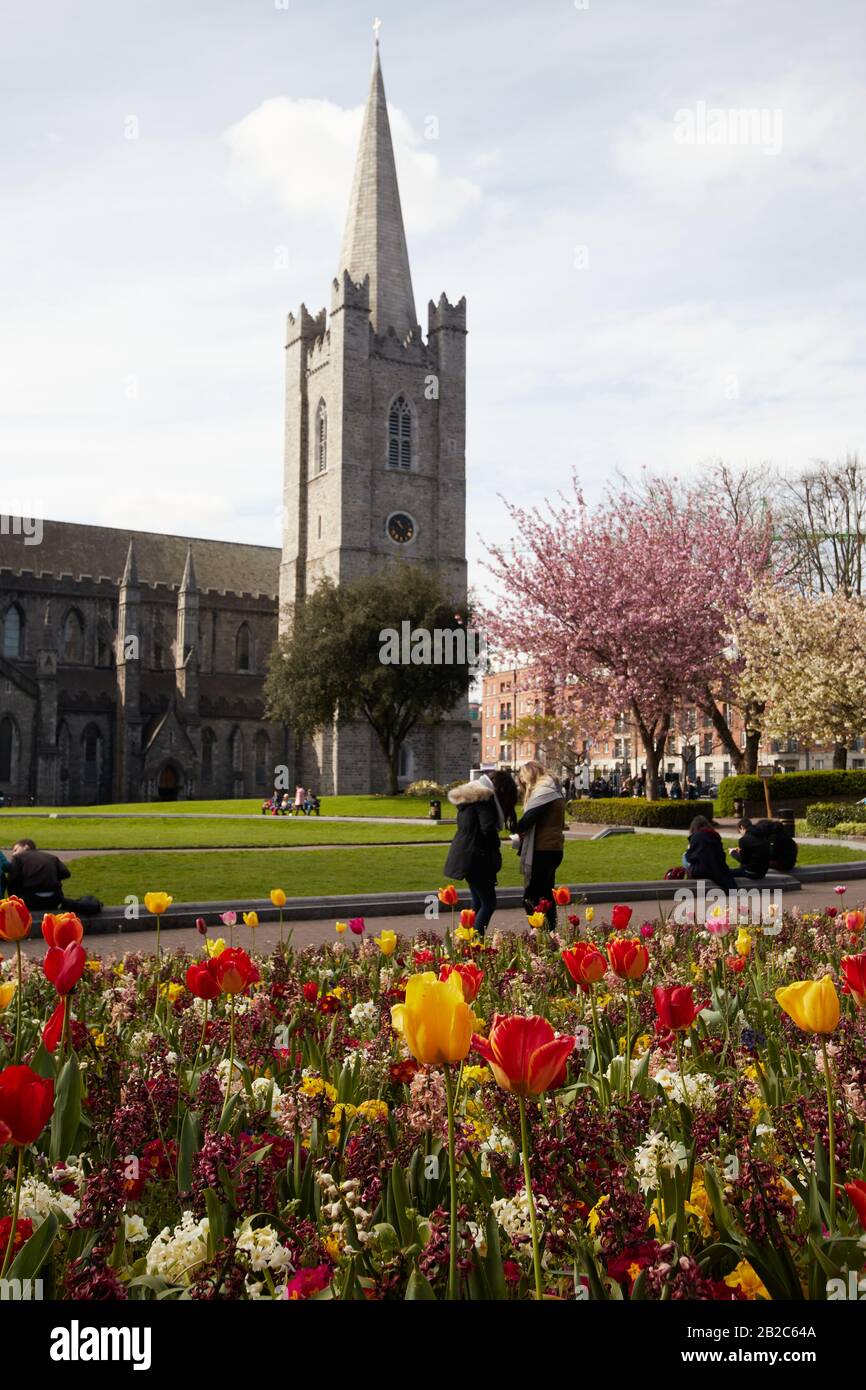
250;1075;283;1118
19;1177;80;1228
349;1000;378;1028
491;1187;549;1240
634;1131;689;1194
124;1213;149;1243
235;1220;291;1274
145;1212;210;1284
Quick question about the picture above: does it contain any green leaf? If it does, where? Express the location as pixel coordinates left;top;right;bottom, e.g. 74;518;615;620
177;1109;202;1194
7;1212;58;1280
483;1209;508;1301
405;1266;437;1300
49;1052;81;1163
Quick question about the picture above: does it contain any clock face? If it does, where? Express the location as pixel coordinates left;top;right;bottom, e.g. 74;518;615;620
387;511;416;544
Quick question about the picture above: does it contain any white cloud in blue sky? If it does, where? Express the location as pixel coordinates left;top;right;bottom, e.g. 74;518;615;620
1;0;864;594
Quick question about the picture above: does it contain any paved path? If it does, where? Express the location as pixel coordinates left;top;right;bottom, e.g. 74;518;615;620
13;880;864;959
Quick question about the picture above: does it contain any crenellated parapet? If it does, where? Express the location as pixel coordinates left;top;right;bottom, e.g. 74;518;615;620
428;293;467;337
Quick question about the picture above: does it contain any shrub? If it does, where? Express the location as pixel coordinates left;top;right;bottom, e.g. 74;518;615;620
832;822;866;837
805;802;866;831
718;770;866;816
567;798;714;828
403;780;446;798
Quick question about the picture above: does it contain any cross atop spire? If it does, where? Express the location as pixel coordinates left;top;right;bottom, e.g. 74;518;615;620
372;16;382;44
337;43;418;339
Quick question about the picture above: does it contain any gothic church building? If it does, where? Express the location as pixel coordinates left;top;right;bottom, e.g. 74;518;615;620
0;44;470;803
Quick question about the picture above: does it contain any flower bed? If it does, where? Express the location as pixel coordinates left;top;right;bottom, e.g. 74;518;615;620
1;888;866;1302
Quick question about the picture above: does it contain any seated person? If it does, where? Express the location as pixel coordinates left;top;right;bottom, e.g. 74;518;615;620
683;815;738;892
261;797;272;816
768;820;798;872
280;792;292;815
305;791;320;816
730;818;771;879
6;838;75;912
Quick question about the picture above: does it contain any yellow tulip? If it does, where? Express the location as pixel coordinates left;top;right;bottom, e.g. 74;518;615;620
376;930;398;956
585;907;595;923
390;971;477;1066
0;980;16;1010
144;892;173;916
527;912;545;929
270;889;287;907
723;1260;770;1300
204;937;227;957
735;928;752;957
775;977;840;1034
335;921;348;935
243;912;259;928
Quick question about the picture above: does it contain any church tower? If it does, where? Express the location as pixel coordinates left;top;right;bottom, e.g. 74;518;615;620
279;39;470;794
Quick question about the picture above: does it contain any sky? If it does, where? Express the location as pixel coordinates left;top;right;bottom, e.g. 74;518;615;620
1;0;864;596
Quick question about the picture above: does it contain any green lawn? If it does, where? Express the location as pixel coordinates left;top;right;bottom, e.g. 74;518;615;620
0;795;440;819
0;816;454;851
62;835;866;907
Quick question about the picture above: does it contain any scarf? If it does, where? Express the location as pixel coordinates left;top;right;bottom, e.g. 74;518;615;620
519;779;564;881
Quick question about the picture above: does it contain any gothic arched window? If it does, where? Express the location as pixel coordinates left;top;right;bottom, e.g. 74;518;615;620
254;730;270;787
315;401;327;475
387;396;412;471
2;605;23;659
236;623;253;672
81;724;103;785
62;609;85;663
201;728;215;784
0;716;17;782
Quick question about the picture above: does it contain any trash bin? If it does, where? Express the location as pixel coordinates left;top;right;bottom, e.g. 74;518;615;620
776;808;795;835
429;799;441;821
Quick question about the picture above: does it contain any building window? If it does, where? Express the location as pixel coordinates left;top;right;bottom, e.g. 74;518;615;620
201;728;215;783
231;728;244;772
62;609;85;663
2;605;23;659
0;716;16;781
81;725;102;784
315;401;327;474
398;744;414;781
236;624;253;672
387;396;412;470
254;730;270;787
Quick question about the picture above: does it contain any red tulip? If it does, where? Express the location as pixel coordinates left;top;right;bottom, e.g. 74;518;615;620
459;909;476;929
43;942;87;996
653;985;702;1032
212;947;259;995
472;1014;575;1096
607;938;650;980
610;904;633;931
185;960;220;1001
437;885;459;907
553;886;571;906
725;954;747;974
0;897;32;942
0;1065;54;1146
42;999;66;1054
302;981;319;1003
840;951;866;1008
195;917;208;936
41;911;84;950
348;917;366;936
561;942;607;988
845;1179;866;1230
439;961;484;1003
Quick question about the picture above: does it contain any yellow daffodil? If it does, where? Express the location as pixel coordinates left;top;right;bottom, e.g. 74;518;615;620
724;1260;770;1300
144;892;173;915
390;970;477;1066
376;930;398;956
158;981;184;1002
335;921;348;935
586;1194;608;1235
90;1028;107;1048
454;924;478;944
270;889;287;907
85;959;101;972
775;977;840;1033
204;937;227;958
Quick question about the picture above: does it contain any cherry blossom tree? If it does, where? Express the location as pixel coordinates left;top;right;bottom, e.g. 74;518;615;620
484;476;772;798
735;587;866;769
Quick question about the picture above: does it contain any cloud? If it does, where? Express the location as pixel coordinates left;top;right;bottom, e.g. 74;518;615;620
223;95;480;236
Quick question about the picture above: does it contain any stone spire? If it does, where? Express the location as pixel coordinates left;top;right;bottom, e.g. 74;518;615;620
121;538;138;587
179;544;197;594
338;43;418;339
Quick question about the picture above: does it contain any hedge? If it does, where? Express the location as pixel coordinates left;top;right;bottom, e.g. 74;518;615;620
718;770;866;816
567;798;714;828
832;823;866;838
806;802;866;831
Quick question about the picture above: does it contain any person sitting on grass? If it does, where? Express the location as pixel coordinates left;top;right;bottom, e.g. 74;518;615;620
5;838;102;915
682;815;737;892
304;791;320;816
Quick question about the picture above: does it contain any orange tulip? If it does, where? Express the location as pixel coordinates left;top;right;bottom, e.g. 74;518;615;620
840;951;866;1009
41;912;84;950
561;942;607;988
0;897;31;942
553;886;571;906
607;937;650;981
438;885;459;907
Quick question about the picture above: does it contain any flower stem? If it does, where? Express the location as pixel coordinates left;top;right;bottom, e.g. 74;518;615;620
820;1036;837;1230
0;1147;24;1280
220;993;236;1130
590;988;607;1110
13;941;22;1064
625;982;632;1102
518;1095;544;1300
192;999;209;1080
444;1063;459;1301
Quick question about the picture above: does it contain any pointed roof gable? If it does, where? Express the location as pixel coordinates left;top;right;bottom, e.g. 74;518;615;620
338;45;418;338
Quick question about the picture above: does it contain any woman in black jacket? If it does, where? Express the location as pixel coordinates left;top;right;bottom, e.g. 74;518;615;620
768;821;798;872
442;772;517;936
684;815;738;892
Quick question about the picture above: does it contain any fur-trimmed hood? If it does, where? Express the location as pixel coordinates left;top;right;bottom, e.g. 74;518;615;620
448;779;495;806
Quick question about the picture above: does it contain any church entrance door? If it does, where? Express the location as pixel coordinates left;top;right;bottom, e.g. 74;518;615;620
158;765;179;801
